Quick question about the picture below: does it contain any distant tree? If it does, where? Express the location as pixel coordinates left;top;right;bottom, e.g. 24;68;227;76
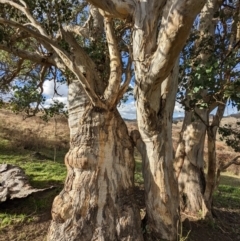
0;43;68;118
175;0;240;218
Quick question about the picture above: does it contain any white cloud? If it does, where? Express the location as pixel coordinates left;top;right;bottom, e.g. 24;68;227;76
43;80;68;97
118;101;136;120
44;96;68;108
117;100;186;120
174;102;184;113
42;80;68;109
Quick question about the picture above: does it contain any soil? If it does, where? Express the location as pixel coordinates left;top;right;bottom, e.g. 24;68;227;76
1;187;239;241
0;192;52;241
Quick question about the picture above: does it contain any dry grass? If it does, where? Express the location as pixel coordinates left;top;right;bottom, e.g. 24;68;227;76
0;109;69;155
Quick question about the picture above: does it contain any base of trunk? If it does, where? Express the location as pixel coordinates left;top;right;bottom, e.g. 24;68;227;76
47;108;143;241
178;160;208;217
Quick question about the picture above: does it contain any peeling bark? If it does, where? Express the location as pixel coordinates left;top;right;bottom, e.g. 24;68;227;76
135;62;179;240
129;2;206;237
47;82;143;241
175;110;207;215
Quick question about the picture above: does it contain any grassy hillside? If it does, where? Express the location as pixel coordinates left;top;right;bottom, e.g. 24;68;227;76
0;109;240;241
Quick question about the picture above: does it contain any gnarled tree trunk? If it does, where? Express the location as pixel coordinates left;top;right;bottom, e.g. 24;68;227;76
47;82;143;241
59;0;206;239
175;110;208;216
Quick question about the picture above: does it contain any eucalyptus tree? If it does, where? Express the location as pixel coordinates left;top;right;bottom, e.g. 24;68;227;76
0;0;206;240
175;0;219;218
175;0;240;218
87;0;206;240
0;1;142;241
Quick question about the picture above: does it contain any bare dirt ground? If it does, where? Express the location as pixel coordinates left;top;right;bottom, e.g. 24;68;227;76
0;110;240;241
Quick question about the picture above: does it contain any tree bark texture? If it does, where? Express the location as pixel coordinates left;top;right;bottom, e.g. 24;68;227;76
175;110;207;215
204;103;226;212
129;1;206;237
47;82;143;241
135;62;179;240
68;80;89;140
49;0;206;239
129;0;205;238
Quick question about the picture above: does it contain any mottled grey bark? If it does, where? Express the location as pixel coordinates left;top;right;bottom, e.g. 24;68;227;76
67;80;89;140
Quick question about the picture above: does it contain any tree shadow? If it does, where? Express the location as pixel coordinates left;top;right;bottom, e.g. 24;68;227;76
0;186;62;220
182;206;240;241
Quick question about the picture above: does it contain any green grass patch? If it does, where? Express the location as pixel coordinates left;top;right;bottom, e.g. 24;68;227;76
0;213;34;229
214;173;240;209
0;135;67;229
134;148;144;184
0;137;67;188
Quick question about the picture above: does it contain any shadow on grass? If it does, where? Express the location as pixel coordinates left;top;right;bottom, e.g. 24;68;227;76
214;174;240;209
218;173;240;187
0;186;63;231
182;206;240;241
181;176;240;241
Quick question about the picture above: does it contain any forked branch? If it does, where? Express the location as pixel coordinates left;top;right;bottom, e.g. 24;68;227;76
103;17;122;108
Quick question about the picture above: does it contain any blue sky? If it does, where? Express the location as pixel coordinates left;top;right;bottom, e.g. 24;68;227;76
42;81;239;120
43;81;186;119
2;80;237;119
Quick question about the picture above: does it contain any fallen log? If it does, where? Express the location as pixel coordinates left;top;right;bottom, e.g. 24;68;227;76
0;164;53;202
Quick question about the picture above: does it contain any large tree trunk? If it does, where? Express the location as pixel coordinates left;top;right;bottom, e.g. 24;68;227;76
175;110;208;216
47;81;143;241
84;1;206;239
135;63;179;240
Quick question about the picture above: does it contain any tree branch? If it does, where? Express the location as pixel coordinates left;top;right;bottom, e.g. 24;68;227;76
60;28;106;108
103;17;122;108
149;0;206;86
219;155;240;171
60;4;103;40
116;54;132;104
0;43;55;66
0;18;106;108
0;0;48;36
0;18;70;62
86;0;135;19
0;58;24;87
216;155;240;188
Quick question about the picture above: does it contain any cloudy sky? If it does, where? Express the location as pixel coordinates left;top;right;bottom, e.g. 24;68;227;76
42;81;185;119
43;80;68;108
42;81;237;120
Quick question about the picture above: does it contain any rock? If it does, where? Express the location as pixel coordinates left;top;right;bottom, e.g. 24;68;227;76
0;164;53;202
